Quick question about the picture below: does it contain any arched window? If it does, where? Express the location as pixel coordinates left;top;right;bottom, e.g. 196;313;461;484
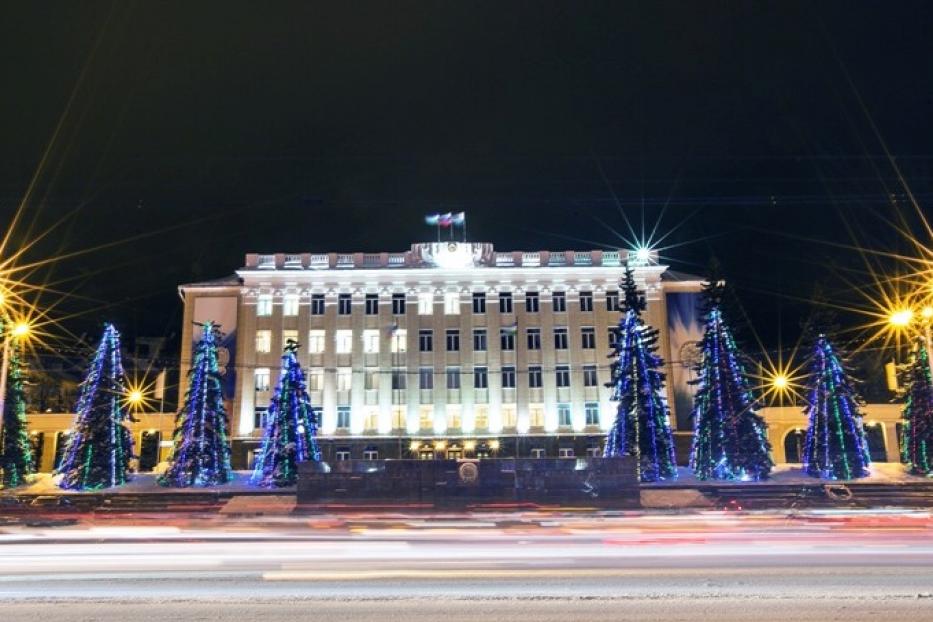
863;422;887;462
784;429;806;463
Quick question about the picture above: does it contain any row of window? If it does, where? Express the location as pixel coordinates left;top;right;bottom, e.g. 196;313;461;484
255;402;602;431
254;365;603;392
256;326;613;354
330;446;600;461
256;290;623;317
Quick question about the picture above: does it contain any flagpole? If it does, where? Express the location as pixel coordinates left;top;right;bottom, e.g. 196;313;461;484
462;213;467;242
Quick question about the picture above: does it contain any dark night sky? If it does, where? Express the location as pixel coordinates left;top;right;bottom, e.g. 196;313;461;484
2;1;932;359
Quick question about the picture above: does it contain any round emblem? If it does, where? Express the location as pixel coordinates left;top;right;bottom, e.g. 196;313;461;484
458;462;479;485
679;341;703;369
448;242;458;252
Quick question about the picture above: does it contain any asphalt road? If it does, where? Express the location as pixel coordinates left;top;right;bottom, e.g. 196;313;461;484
2;509;933;620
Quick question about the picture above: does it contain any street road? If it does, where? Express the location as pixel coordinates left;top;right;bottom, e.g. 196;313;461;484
1;509;932;620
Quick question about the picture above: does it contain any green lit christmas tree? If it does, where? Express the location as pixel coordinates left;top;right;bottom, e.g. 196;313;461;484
802;334;871;480
604;265;678;482
689;273;772;480
160;321;233;487
58;324;137;490
901;339;933;476
251;340;321;487
1;340;33;488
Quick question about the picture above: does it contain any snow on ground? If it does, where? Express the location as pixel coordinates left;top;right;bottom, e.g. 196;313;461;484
648;462;930;487
5;471;294;495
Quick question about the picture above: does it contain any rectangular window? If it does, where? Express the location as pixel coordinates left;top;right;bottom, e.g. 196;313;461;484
502;404;517;428
310;406;322;428
446;329;460;352
365;369;380;391
363;329;380;354
419;368;434;390
472;292;486;314
608;327;618;348
474;366;488;389
556;365;570;387
336;449;351;461
391;329;407;353
338;293;352;315
606;290;620;311
257;294;273;317
444;292;460;314
581;327;596;349
282;329;298;349
337;368;352;392
283;294;299;316
392;293;406;315
308;329;325;354
531;448;545;459
501;366;516;388
391;368;406;390
474;406;489;429
583;365;598;387
418;292;433;315
528;365;542;388
311;294;325;315
337;407;351;429
552;291;566;313
363;449;379;461
419;329;433;352
473;328;487;351
335;329;353;354
558;403;572;427
585;402;600;426
365;293;379;315
579;291;593;312
559;447;575;458
500;328;515;351
254;368;270;392
529;404;545;428
525;291;539;313
554;327;568;350
499;292;513;314
446;367;460;389
526;328;541;350
308;368;324;392
255;329;271;353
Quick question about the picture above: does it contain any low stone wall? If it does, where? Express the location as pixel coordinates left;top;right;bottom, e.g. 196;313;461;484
297;457;639;508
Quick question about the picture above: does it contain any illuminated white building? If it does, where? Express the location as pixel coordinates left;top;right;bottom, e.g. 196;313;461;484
178;242;704;466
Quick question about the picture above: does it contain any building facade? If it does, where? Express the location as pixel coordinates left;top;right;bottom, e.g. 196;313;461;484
176;242;703;468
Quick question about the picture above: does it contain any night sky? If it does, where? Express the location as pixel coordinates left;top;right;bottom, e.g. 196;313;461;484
2;2;932;362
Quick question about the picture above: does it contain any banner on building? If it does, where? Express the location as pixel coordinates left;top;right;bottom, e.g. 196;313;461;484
193;297;238;401
665;291;704;430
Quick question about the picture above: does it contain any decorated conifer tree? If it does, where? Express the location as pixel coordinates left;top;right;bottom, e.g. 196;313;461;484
251;339;321;487
901;339;933;476
604;265;678;482
58;324;137;490
159;321;233;487
1;341;33;488
801;334;871;479
689;272;772;480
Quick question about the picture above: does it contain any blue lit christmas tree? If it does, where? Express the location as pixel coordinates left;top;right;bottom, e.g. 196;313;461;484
160;321;233;487
604;265;677;482
251;339;321;487
58;324;137;490
1;340;33;488
802;334;871;480
689;275;772;480
901;339;933;476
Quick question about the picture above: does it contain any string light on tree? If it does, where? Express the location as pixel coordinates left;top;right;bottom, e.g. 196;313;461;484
160;321;233;488
689;267;772;481
251;339;322;487
603;265;677;482
57;324;137;490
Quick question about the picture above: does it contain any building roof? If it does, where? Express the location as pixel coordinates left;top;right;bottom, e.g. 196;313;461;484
178;274;242;290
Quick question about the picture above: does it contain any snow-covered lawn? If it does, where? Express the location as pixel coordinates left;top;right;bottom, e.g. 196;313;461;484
4;471;293;495
648;462;931;487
